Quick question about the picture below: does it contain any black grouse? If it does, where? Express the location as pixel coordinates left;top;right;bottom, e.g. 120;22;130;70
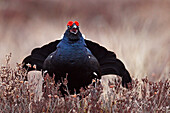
23;21;132;94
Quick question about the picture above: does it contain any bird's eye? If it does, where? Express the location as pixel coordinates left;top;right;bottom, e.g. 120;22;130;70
74;21;79;26
67;21;73;27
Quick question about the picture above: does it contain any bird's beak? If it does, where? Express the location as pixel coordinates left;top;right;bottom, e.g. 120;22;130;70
72;25;77;29
70;25;78;34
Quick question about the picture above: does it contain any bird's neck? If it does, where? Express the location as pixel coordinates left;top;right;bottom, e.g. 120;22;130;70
62;31;85;45
62;35;85;45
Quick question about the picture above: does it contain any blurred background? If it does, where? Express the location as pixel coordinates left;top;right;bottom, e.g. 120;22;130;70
0;0;169;81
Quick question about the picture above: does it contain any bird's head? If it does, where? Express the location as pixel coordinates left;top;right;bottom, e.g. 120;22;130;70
67;21;80;35
64;21;82;41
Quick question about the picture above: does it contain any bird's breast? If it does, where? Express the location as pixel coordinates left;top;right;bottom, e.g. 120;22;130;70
51;45;90;70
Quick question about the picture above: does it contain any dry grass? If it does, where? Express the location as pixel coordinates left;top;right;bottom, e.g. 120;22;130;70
0;56;169;112
0;0;169;81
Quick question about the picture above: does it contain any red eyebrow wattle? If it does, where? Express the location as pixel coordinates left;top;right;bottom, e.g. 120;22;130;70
67;21;73;26
74;21;79;26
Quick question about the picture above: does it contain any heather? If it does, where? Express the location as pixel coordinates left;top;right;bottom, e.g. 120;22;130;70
0;55;169;112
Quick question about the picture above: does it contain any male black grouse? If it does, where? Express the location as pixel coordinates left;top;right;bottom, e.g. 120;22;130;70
23;21;132;94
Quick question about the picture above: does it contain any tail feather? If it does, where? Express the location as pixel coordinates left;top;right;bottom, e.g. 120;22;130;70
22;40;60;71
85;40;132;87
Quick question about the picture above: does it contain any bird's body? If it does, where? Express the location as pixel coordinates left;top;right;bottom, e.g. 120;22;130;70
43;32;101;93
23;21;132;95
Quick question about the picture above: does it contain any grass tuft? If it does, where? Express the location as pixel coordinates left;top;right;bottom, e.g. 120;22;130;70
0;55;169;112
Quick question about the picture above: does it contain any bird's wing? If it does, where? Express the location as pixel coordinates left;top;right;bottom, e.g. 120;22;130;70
22;39;131;87
85;39;132;87
22;40;61;71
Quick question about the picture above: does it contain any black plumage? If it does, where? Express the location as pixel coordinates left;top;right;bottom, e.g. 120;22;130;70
23;21;132;94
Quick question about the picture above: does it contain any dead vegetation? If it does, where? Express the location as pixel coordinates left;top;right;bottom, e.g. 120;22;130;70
0;55;169;113
0;0;169;81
